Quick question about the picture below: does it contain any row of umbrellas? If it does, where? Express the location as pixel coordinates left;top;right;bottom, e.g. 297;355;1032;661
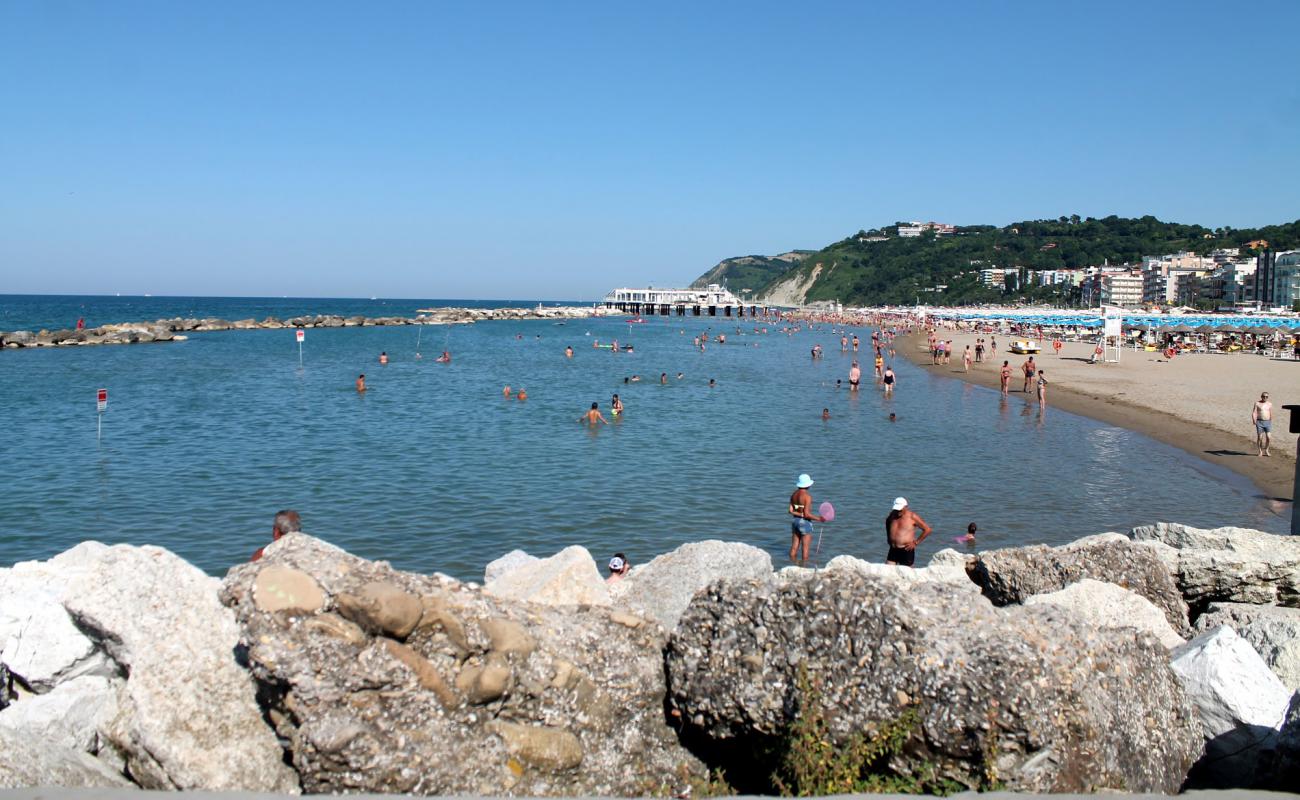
937;312;1299;335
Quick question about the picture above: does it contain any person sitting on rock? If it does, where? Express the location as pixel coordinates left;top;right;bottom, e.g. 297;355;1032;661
606;554;630;583
252;509;301;562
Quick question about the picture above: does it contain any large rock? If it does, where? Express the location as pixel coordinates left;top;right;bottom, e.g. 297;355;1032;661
608;540;774;631
666;570;1201;793
0;675;119;753
823;553;979;592
971;536;1190;634
1132;522;1300;611
1195;603;1300;691
1025;579;1185;649
1171;625;1293;788
0;728;131;788
64;545;298;791
484;545;610;607
484;549;539;584
219;533;703;796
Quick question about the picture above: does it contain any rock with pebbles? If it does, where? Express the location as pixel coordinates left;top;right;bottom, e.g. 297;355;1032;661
484;549;539;584
608;540;774;631
823;553;979;592
0;728;131;789
971;536;1190;634
1194;602;1300;692
666;569;1201;793
1171;625;1293;788
1132;522;1300;612
220;533;703;796
484;545;610;607
1025;578;1185;649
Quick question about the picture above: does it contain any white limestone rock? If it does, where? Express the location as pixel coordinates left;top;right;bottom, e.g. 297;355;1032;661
1132;522;1300;608
484;545;610;606
1025;578;1185;649
825;553;980;592
483;549;539;584
1195;603;1300;692
60;544;299;792
608;540;773;631
0;728;131;788
1171;625;1291;787
0;674;120;753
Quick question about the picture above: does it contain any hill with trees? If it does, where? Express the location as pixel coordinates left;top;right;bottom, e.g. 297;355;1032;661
696;216;1300;307
689;251;812;298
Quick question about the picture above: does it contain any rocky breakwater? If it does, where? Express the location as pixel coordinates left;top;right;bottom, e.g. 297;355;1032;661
0;306;599;350
218;534;704;796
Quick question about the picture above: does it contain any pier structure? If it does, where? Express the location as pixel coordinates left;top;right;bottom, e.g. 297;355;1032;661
602;285;768;317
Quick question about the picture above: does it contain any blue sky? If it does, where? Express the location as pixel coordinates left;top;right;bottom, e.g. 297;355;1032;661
2;0;1297;299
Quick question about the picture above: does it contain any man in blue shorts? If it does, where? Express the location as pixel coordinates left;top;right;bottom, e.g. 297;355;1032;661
788;473;825;563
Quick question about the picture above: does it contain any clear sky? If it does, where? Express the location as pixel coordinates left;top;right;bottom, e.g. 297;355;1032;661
2;0;1297;299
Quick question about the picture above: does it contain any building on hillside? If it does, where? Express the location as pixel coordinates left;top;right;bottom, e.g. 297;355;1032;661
1087;271;1143;307
979;267;1008;287
1201;260;1256;305
1035;269;1083;287
897;221;956;237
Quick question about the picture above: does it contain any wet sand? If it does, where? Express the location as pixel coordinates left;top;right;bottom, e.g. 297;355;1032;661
897;332;1297;503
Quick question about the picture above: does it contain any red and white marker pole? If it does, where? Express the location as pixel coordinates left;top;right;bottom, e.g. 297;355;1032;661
296;328;305;367
96;388;107;442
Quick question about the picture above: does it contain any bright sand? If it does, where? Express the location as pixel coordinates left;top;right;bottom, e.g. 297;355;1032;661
898;331;1298;503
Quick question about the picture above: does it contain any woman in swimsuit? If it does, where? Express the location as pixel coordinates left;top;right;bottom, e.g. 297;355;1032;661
611;394;624;417
788;474;825;563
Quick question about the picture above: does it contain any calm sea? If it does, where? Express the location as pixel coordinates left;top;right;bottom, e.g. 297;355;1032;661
0;295;1286;581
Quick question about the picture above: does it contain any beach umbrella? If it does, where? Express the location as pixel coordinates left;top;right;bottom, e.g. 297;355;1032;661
1171;324;1194;333
1194;325;1214;334
1213;324;1238;333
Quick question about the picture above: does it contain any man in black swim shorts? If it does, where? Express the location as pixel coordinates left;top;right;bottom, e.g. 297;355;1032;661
885;497;931;568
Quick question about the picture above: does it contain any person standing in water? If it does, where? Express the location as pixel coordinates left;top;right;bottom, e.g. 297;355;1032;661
565;346;574;358
1036;370;1048;407
999;361;1011;396
849;360;861;391
611;393;625;417
885;497;931;567
788;473;825;562
882;364;896;396
355;374;367;392
579;402;608;425
379;351;388;365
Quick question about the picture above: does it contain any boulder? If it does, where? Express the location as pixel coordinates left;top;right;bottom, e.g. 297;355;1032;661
485;545;610;607
220;533;703;796
824;553;979;592
335;580;422;637
253;565;326;614
1132;522;1300;611
667;570;1201;793
0;589;115;691
1;330;34;347
484;549;539;584
58;544;298;792
0;728;131;788
0;674;119;752
608;540;774;630
1171;625;1293;788
1024;579;1185;649
1195;603;1300;691
971;537;1190;634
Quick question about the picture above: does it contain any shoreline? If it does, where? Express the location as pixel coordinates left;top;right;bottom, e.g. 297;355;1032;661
896;332;1296;504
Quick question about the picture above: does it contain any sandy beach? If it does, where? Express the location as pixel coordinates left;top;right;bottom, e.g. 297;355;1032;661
897;331;1298;503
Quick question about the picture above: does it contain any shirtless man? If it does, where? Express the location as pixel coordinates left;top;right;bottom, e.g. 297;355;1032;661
356;374;366;393
788;473;825;562
251;509;301;562
849;361;861;391
565;346;574;358
852;334;860;352
1021;356;1036;393
579;402;608;425
1252;392;1273;456
885;497;931;567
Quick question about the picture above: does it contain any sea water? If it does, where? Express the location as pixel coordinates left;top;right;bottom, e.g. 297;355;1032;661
0;295;1286;580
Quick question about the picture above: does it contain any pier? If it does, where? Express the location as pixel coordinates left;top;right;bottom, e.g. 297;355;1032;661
602;284;768;317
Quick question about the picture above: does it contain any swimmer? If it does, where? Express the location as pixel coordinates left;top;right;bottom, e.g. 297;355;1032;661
888;412;898;422
958;522;977;544
356;374;366;392
676;373;684;380
708;378;716;388
606;554;630;583
631;375;640;382
516;389;528;400
436;350;450;363
611;394;624;416
821;408;830;421
379;351;388;365
579;402;608;425
565;346;574;358
503;385;512;397
660;373;667;384
849;360;861;392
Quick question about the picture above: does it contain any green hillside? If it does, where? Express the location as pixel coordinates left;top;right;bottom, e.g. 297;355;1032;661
690;251;812;297
736;216;1300;306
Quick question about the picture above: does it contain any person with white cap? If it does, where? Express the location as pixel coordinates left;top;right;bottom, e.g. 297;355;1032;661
788;473;826;563
885;496;931;567
606;553;630;583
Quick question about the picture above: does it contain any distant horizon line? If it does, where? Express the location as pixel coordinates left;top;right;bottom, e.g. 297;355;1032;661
0;292;602;303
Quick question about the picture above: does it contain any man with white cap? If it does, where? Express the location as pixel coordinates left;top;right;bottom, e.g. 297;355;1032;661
788;473;826;563
885;497;931;567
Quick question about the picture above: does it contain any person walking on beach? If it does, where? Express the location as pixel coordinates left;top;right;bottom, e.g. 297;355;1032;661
882;365;896;396
1036;370;1048;407
788;473;826;562
1252;392;1273;456
963;345;973;372
974;340;984;363
1021;356;1036;393
999;361;1011;396
885;497;931;567
579;402;608;425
